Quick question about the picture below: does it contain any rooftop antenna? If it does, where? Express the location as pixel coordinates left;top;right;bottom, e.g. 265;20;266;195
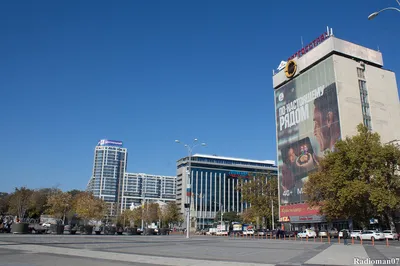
301;36;304;48
377;45;380;52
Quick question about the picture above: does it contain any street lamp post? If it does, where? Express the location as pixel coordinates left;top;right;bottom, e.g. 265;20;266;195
368;0;400;20
175;139;206;239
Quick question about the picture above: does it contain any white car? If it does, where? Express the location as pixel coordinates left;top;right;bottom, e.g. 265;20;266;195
382;230;399;240
359;230;385;241
338;229;350;238
297;230;317;238
216;230;228;236
243;229;255;235
350;230;362;239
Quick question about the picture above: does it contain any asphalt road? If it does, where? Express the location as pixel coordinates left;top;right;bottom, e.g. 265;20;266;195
0;234;399;266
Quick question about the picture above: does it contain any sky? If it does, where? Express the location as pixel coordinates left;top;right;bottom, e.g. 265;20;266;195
1;0;399;193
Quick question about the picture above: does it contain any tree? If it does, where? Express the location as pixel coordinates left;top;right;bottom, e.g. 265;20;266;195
73;192;107;224
160;202;182;227
0;193;9;215
28;188;60;218
142;202;160;225
304;124;400;230
46;191;72;223
241;207;257;224
8;187;34;220
237;173;278;229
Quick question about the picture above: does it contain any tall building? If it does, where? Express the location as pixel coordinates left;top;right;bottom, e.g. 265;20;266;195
87;139;176;215
273;28;400;230
87;139;127;214
176;154;277;229
119;173;176;211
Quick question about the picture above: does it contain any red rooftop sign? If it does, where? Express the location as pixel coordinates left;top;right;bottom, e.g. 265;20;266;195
287;30;331;61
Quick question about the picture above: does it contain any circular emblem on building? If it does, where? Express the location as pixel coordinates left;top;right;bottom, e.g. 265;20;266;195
278;93;284;102
285;60;297;78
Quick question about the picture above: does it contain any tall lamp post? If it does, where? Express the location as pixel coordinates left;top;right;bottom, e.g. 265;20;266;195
175;139;206;239
368;0;400;20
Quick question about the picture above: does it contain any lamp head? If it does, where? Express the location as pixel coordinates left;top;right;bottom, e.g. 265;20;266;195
368;11;379;20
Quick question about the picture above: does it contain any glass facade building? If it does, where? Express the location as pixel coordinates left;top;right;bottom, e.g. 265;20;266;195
87;139;176;215
87;140;127;207
120;173;176;211
176;154;277;229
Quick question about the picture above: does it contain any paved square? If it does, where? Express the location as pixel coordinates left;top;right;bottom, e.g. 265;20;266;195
0;235;399;266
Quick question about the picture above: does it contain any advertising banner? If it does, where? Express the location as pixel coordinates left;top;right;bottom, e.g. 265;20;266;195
280;203;320;217
275;57;341;205
98;139;123;147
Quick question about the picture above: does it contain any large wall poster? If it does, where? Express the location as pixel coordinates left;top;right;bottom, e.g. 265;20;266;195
275;57;341;205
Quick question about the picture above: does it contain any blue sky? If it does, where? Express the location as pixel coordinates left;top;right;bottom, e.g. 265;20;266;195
1;0;399;192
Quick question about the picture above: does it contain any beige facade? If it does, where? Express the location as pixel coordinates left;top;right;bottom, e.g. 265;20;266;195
273;32;400;226
273;34;400;143
333;54;400;142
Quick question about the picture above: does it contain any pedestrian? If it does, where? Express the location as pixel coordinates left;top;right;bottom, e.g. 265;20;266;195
343;230;349;245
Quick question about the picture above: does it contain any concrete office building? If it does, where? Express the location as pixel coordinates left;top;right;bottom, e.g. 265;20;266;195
119;173;176;211
273;28;400;230
176;154;277;229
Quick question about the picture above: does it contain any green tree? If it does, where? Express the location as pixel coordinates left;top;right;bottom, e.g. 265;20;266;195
304;124;400;230
241;207;257;224
142;202;160;225
46;191;72;223
237;173;278;229
8;187;34;219
0;193;9;215
160;202;182;227
73;192;107;224
28;188;60;218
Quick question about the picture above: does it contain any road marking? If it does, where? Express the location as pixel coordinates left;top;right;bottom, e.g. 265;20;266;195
0;241;274;266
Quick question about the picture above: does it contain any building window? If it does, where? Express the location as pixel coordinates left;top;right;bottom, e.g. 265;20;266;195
357;67;365;79
358;77;372;131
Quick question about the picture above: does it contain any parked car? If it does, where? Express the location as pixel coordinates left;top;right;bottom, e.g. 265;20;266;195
350;230;363;239
216;230;228;236
359;230;385;241
318;230;328;237
338;229;350;238
297;229;316;238
328;228;338;238
382;230;399;240
243;229;255;236
257;229;267;236
284;231;295;237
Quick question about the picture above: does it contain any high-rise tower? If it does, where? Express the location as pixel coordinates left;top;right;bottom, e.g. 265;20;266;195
87;139;127;215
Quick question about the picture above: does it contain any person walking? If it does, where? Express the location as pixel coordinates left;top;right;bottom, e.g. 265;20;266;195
343;230;349;245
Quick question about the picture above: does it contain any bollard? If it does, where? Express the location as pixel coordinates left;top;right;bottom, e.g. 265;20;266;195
352;237;354;245
284;235;286;241
338;235;340;244
295;234;297;241
306;235;309;242
320;236;322;242
289;235;291;241
360;237;363;245
386;237;389;247
314;236;316;242
328;235;331;244
372;237;375;246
